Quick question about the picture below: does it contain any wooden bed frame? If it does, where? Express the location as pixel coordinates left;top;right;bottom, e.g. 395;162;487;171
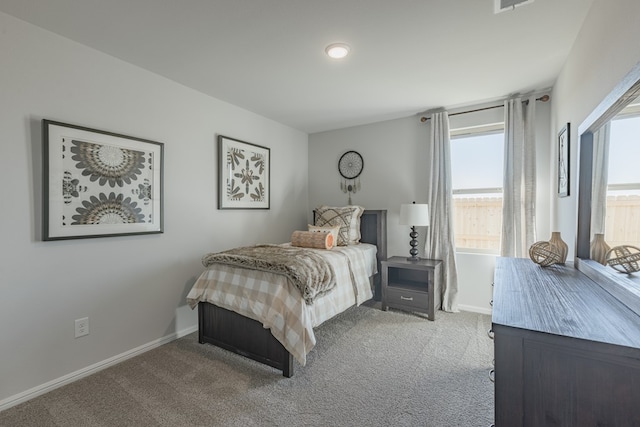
197;209;387;377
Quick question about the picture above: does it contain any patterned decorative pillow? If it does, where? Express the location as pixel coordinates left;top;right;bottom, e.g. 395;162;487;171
308;224;341;245
314;205;365;246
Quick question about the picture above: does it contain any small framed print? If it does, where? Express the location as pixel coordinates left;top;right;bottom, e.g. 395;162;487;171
558;123;570;197
43;120;164;240
218;135;270;209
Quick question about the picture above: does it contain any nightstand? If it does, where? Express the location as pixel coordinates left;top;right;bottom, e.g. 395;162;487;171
381;256;442;320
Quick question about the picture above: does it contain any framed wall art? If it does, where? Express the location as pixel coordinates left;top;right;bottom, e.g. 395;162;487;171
557;123;570;197
43;120;164;240
218;135;270;209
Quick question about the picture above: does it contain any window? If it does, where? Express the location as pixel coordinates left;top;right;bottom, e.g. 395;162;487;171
605;109;640;247
450;124;504;253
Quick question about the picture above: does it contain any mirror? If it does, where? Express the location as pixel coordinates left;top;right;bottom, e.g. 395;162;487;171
577;63;640;259
576;61;640;310
592;99;640;245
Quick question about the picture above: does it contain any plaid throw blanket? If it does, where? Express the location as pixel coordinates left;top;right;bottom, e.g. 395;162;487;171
201;244;336;304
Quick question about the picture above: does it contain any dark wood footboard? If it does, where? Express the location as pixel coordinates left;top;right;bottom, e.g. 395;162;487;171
198;302;293;377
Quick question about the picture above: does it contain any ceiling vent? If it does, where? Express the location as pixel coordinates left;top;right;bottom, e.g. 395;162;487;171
494;0;534;14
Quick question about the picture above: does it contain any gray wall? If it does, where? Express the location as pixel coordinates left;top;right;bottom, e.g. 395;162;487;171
0;12;308;407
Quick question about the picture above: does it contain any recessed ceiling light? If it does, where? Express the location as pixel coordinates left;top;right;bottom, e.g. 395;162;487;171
325;43;350;59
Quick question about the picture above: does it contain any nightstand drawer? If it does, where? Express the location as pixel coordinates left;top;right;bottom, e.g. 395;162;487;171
386;287;428;310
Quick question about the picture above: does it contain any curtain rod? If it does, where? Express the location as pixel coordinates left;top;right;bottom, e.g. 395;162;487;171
419;94;550;123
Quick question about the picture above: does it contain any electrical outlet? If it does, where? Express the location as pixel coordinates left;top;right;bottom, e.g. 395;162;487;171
75;317;89;338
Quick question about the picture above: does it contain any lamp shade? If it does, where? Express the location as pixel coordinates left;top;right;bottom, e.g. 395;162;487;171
399;203;430;227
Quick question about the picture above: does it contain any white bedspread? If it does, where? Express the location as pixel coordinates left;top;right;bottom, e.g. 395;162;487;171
186;243;377;365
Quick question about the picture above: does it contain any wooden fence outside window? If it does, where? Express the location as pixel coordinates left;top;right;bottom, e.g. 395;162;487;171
453;196;502;252
452;194;640;251
605;194;640;247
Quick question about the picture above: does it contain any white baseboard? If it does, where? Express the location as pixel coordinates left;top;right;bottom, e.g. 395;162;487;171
458;304;493;315
0;325;198;412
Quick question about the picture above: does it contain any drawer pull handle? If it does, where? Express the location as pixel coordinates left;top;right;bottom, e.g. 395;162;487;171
489;368;495;383
400;296;414;301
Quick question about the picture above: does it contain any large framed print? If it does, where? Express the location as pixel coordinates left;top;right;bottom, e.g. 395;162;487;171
557;123;570;197
218;135;270;209
43;120;164;240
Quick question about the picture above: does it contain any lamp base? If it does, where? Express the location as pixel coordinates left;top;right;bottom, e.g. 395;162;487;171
406;226;420;262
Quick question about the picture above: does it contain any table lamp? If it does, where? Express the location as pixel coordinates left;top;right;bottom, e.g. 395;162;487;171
399;202;430;261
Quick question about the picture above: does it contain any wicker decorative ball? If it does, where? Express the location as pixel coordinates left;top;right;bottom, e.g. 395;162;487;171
529;241;562;267
605;245;640;274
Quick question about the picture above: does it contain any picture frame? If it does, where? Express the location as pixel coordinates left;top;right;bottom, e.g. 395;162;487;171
43;120;164;240
218;135;270;209
557;123;570;197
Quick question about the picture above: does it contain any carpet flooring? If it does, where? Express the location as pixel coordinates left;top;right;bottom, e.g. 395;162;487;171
0;304;494;426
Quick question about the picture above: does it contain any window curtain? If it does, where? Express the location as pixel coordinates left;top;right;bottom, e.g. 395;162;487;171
501;96;536;257
425;111;458;312
591;124;610;235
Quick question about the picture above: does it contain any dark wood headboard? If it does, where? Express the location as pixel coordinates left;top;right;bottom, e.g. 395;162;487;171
313;209;387;300
360;209;387;257
361;210;387;300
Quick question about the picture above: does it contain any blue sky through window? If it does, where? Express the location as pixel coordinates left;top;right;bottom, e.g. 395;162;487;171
609;115;640;186
451;132;504;192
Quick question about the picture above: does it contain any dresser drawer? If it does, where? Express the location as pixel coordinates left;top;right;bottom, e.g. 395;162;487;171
386;287;428;311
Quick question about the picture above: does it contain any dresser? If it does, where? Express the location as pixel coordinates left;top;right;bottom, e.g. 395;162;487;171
492;257;640;426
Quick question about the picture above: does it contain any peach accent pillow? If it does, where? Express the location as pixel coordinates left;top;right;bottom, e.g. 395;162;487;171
308;224;340;246
291;230;334;250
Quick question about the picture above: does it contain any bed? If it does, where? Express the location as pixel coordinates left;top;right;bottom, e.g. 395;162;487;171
186;209;387;377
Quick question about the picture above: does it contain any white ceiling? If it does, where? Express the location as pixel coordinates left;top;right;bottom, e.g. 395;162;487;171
0;0;595;133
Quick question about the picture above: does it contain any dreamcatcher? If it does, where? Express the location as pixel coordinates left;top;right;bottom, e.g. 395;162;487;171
338;150;363;204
